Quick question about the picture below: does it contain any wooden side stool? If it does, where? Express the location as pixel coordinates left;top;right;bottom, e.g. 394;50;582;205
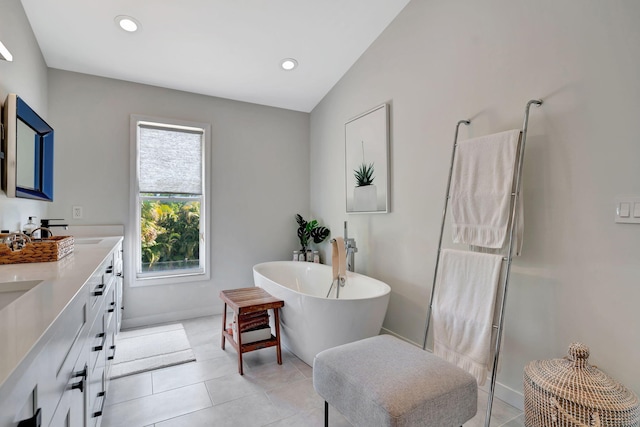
219;287;285;375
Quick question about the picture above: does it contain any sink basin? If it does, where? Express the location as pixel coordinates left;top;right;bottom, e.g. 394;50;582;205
74;239;103;245
0;280;43;310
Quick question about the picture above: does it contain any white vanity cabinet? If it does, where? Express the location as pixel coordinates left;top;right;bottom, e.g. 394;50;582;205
0;237;123;427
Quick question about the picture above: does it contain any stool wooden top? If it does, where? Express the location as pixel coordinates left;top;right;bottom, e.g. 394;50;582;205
219;287;284;315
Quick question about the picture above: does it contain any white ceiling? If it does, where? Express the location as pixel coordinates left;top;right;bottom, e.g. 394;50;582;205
20;0;411;112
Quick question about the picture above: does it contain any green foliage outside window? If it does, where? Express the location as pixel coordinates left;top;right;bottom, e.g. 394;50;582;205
141;199;200;272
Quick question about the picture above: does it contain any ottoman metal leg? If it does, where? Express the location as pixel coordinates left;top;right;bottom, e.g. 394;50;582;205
325;401;329;427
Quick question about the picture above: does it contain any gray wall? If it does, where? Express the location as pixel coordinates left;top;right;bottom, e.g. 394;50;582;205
0;0;49;229
47;69;310;327
310;0;640;406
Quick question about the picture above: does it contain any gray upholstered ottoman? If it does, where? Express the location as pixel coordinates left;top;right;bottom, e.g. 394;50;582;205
313;335;477;427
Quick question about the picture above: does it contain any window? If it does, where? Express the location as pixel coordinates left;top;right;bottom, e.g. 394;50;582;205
131;116;210;282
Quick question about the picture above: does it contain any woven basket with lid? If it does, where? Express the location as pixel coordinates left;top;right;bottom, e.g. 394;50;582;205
524;343;639;427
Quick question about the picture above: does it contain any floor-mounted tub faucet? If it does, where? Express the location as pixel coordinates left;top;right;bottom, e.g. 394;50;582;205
344;221;357;272
326;224;357;299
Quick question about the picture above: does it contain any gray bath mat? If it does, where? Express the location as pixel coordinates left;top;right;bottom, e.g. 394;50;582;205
110;323;196;379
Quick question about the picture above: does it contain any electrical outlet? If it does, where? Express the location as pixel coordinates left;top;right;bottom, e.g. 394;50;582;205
72;206;83;219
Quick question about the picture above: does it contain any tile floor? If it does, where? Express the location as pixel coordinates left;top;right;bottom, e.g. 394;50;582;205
103;315;525;427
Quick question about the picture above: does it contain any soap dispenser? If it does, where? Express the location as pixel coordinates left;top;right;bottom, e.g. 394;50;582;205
23;216;37;237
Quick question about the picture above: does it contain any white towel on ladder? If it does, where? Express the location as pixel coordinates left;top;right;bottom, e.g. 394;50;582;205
450;129;522;251
433;249;503;386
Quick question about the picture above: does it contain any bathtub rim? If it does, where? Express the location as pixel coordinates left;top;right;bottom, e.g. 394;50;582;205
252;260;391;301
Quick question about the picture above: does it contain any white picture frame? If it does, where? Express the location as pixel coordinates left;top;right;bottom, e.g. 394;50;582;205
345;103;390;213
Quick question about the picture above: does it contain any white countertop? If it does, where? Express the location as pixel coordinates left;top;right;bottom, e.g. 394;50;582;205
0;236;123;388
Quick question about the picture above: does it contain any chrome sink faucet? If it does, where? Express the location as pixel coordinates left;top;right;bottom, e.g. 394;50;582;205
344;221;357;272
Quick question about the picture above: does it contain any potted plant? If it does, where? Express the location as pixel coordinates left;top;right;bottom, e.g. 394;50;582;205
295;214;330;258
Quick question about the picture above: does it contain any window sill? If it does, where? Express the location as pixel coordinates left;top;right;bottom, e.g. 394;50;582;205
131;270;209;287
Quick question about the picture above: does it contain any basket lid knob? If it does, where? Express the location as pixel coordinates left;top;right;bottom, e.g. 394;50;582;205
567;342;589;367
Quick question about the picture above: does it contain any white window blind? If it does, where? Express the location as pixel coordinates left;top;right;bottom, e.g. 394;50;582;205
138;125;203;195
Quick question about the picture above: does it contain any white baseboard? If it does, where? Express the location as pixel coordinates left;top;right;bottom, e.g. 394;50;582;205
379;327;524;411
121;306;217;330
380;327;424;347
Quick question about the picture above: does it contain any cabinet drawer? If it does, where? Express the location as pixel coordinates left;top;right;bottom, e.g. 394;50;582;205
89;314;106;374
46;294;89;422
49;357;87;427
88;366;106;427
100;256;115;301
104;279;116;329
50;292;88;380
88;259;113;320
105;330;116;380
88;276;104;320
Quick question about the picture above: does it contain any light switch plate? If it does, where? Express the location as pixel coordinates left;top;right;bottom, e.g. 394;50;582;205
615;196;640;224
619;202;630;217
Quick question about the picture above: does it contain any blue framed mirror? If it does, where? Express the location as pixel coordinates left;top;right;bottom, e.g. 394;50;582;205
2;94;54;201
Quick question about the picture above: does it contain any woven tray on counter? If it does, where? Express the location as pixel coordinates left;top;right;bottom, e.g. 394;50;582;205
524;342;640;427
0;235;75;264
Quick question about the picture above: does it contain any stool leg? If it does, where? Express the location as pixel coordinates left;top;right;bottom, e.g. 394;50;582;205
237;314;244;375
325;401;329;427
273;307;282;365
221;303;227;350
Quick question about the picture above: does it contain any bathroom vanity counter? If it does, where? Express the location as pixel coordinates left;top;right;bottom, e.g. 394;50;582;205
0;236;123;394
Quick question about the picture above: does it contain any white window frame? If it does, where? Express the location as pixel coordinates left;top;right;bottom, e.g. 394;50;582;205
130;114;211;286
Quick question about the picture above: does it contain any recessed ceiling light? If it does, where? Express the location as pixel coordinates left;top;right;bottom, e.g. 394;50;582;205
281;58;298;71
115;15;141;32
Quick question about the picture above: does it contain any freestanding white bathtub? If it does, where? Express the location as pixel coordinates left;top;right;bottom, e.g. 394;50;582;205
252;261;391;366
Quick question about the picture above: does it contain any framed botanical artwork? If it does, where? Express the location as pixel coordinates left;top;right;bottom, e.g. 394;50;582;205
345;103;389;213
